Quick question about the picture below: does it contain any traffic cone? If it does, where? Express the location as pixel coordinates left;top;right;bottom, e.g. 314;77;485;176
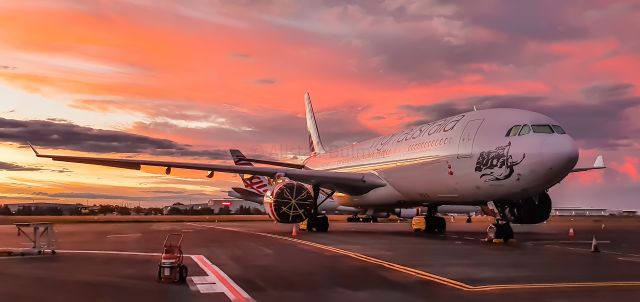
591;235;600;253
568;228;575;238
291;224;298;237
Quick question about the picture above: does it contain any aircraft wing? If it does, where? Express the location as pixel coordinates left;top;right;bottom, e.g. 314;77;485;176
571;155;605;173
29;144;386;195
229;149;306;169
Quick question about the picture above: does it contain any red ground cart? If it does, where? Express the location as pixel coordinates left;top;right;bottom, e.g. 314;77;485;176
157;233;188;282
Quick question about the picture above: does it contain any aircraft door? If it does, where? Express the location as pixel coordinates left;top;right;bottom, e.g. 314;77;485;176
457;119;484;158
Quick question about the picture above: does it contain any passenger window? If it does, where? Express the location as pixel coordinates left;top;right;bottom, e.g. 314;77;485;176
552;125;566;134
532;125;554;134
518;124;531;136
505;125;522;137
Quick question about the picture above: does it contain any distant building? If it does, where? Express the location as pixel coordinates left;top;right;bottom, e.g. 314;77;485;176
5;202;82;215
552;207;608;216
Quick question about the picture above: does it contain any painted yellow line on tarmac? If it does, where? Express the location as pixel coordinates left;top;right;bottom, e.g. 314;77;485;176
186;223;640;291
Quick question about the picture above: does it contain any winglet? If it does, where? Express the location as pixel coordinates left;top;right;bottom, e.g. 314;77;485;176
27;142;40;156
593;155;605;168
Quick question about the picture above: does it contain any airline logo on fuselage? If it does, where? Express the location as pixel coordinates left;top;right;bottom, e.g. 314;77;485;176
474;142;525;182
370;114;465;151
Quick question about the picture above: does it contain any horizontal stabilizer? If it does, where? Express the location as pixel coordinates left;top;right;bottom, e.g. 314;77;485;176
571;155;605;173
229;187;264;204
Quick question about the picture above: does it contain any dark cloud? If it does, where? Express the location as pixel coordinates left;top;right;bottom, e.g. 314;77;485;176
255;78;277;85
0;65;16;70
400;83;640;150
0;161;42;171
0;117;227;159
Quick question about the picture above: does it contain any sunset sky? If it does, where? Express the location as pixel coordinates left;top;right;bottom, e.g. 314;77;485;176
0;1;639;209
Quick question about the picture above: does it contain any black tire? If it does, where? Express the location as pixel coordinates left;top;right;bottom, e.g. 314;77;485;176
466;216;472;223
425;216;446;233
494;223;514;241
157;266;162;281
179;265;188;282
316;215;329;232
51;250;56;255
371;216;379;223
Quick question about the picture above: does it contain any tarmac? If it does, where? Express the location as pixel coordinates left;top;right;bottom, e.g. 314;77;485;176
1;216;639;302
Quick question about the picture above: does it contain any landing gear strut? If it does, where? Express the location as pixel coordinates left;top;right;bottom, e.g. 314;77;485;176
423;206;446;233
486;202;514;242
306;186;333;232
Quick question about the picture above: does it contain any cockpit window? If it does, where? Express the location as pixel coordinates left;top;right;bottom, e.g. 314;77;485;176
552;125;566;134
505;125;522;137
532;124;554;134
518;124;531;136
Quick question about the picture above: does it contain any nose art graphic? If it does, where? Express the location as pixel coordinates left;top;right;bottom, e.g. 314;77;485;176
475;142;525;182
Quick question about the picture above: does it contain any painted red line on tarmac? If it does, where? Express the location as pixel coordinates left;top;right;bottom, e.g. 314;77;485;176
191;255;251;301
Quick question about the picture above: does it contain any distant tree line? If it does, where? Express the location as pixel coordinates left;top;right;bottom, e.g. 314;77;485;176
0;203;264;216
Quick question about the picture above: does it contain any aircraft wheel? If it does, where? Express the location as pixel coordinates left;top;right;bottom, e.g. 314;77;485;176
315;215;329;232
494;222;514;242
179;265;189;282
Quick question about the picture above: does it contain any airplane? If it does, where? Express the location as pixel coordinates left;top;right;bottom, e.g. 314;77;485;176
28;92;605;241
228;149;480;223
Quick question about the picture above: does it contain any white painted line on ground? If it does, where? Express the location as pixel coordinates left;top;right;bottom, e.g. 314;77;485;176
191;255;253;301
106;233;142;238
463;237;475;240
529;240;611;244
618;257;640;263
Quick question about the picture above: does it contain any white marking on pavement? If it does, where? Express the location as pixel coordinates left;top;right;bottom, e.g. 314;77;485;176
463;237;475;240
618;257;640;263
529;240;611;244
106;233;142;238
191;255;253;301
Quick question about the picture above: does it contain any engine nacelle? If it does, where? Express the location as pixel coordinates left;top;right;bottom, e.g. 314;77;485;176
506;192;552;224
395;208;422;219
263;180;314;223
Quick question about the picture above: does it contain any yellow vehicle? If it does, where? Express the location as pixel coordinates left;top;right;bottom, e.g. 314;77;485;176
411;216;426;232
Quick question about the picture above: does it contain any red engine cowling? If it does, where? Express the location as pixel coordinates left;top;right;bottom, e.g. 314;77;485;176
263;180;314;223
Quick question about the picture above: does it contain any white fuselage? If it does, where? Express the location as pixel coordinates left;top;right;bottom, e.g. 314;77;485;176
304;108;579;208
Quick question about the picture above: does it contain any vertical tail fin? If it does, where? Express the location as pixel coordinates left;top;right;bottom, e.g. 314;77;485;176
305;92;326;155
229;149;270;195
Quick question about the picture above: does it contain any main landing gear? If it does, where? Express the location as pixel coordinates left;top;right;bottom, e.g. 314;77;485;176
305;186;333;233
346;215;378;223
412;207;446;233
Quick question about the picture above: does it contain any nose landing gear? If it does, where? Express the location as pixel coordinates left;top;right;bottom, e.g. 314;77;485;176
485;202;514;242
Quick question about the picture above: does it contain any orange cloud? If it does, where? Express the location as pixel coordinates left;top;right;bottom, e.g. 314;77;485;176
611;157;640;182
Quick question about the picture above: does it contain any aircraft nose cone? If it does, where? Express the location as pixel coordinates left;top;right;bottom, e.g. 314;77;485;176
541;135;579;180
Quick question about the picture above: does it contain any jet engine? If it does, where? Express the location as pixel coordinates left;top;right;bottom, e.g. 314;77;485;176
263;180;314;223
505;192;552;224
395;208;422;219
